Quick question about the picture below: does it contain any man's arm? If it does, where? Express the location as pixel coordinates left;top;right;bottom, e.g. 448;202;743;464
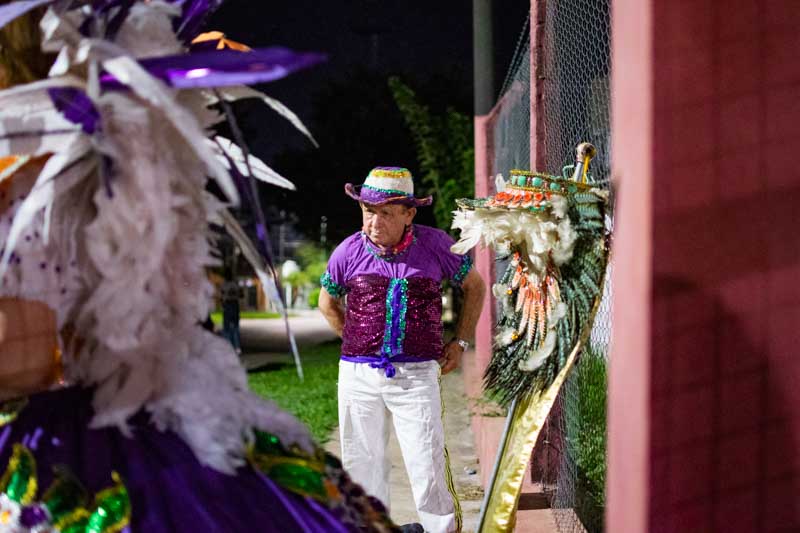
440;268;486;375
318;289;345;337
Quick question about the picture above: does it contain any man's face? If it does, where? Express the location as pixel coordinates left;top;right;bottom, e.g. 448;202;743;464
360;202;416;247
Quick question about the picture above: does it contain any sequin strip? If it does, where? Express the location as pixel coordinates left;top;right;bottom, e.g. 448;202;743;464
381;278;408;357
369;167;411;178
393;279;408;354
452;254;473;286
381;279;399;356
361;183;412;196
320;272;346;298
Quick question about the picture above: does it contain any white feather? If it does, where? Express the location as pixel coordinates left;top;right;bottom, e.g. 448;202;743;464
0;3;318;473
495;173;506;192
100;53;240;205
0;136;92;276
495;327;517;347
0;77;86;157
213;136;296;190
216;86;319;148
518;328;557;371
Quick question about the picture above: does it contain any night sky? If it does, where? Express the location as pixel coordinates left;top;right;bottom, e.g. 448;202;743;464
206;0;531;244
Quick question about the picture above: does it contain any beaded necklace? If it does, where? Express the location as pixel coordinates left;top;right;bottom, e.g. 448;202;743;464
362;225;416;262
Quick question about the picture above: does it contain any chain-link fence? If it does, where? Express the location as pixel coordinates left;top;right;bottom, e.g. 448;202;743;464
487;1;612;532
536;1;612;532
490;16;530;177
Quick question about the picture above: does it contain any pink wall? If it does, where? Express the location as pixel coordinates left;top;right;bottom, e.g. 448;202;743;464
609;0;800;531
467;113;501;487
606;0;653;530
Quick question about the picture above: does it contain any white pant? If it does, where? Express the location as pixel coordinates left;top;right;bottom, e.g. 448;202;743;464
338;360;461;533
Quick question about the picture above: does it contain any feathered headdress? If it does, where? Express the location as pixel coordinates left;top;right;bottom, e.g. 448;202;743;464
0;0;324;473
451;143;610;405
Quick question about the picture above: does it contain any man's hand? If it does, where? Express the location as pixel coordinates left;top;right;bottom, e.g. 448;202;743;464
438;340;464;375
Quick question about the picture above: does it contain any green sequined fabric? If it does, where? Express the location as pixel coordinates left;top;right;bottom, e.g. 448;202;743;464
381;278;409;356
320;272;347;298
451;254;473;286
0;444;131;533
249;431;399;532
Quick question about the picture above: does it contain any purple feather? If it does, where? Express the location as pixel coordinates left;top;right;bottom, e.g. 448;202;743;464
171;0;226;42
47;87;101;134
100;47;326;90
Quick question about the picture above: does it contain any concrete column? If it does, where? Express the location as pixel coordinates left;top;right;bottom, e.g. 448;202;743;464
606;0;653;531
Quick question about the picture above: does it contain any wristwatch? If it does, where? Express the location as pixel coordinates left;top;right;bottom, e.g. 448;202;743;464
452;338;470;351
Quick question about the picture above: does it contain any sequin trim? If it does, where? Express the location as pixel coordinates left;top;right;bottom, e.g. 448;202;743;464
381;278;408;357
382;280;398;356
395;279;408;353
320;272;346;298
0;444;131;532
451;254;473;286
361;184;413;196
247;431;397;532
248;431;328;502
368;167;412;179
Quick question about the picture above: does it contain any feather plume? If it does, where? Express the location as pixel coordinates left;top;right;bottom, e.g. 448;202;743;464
0;2;324;472
216;86;318;147
213;136;296;190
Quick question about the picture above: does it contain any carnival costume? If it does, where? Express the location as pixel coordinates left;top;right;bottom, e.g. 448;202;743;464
322;167;471;533
450;143;610;531
0;1;397;531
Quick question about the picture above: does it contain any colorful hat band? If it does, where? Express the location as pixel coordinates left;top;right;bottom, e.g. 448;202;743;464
357;186;415;205
344;166;432;206
361;177;414;195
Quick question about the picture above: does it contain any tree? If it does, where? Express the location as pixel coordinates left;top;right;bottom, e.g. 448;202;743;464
388;77;474;234
268;67;472;243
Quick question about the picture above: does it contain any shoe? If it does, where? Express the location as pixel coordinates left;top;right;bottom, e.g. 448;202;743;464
398;524;424;533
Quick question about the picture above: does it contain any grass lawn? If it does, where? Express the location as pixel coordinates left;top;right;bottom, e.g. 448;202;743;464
210;310;282;326
247;341;341;443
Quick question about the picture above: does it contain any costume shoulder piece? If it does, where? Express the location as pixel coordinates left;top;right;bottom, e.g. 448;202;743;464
0;0;325;473
451;143;610;405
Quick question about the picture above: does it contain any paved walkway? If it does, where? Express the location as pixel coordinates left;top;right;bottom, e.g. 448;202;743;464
238;309;338;369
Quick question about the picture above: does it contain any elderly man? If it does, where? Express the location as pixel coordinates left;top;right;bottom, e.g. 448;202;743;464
319;167;485;533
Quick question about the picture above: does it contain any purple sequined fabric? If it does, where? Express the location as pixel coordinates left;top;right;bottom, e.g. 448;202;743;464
326;225;473;361
341;275;442;357
401;277;444;357
341;275;389;356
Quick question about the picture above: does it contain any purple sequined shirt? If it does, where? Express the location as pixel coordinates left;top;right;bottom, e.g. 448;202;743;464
321;225;472;359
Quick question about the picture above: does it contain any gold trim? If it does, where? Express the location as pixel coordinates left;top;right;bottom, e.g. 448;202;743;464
439;371;463;532
369;169;411;179
0;398;27;428
479;249;608;532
